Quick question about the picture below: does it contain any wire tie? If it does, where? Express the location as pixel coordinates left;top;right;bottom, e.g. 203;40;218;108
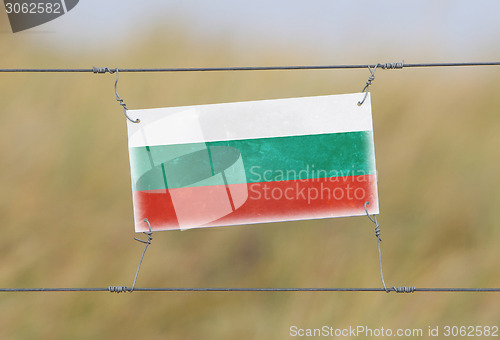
129;219;154;293
93;66;139;123
357;61;404;106
108;219;153;294
365;201;415;294
92;66;115;74
391;286;416;293
108;286;129;293
380;60;405;69
357;64;378;106
113;68;140;123
364;201;389;292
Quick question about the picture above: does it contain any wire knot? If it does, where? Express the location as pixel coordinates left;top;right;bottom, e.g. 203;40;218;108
364;201;382;242
92;67;116;74
380;61;404;69
365;73;375;87
134;219;153;245
374;223;382;241
391;286;416;293
108;286;129;293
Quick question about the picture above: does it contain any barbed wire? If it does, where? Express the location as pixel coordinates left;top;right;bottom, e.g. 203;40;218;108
0;61;499;73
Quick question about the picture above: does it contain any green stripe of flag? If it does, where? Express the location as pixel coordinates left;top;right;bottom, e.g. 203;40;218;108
129;131;375;191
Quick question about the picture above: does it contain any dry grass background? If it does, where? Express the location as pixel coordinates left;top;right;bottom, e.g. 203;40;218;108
0;14;499;340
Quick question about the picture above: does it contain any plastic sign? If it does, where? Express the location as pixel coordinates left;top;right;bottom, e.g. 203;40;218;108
127;93;379;232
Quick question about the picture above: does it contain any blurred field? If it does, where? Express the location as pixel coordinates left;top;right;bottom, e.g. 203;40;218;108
1;16;500;340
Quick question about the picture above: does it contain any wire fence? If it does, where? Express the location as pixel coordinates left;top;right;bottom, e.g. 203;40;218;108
1;60;499;294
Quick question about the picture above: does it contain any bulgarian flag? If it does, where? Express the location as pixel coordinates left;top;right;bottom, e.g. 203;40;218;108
126;93;378;232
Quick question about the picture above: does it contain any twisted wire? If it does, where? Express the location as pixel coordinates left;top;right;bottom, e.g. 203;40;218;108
108;286;129;293
380;61;404;69
364;202;416;294
357;64;379;106
364;201;390;292
130;219;154;292
92;67;115;74
391;286;416;293
113;68;139;123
